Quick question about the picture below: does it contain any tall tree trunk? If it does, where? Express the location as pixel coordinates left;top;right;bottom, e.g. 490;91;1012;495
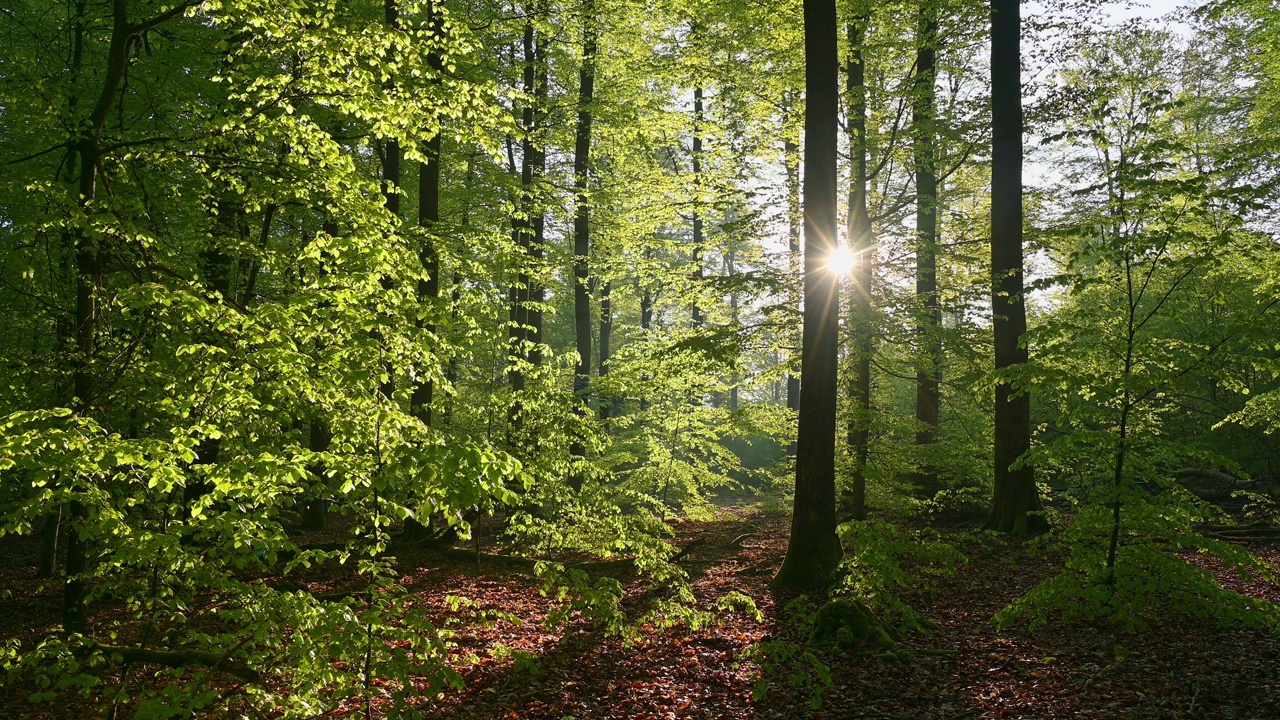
444;148;479;428
691;85;705;327
185;198;237;511
774;0;843;589
411;0;444;427
64;0;137;635
302;218;340;531
378;0;401;401
527;33;548;373
913;1;941;494
727;247;740;411
984;0;1043;535
569;1;597;490
640;264;653;413
508;20;537;429
598;279;612;420
784;135;801;456
844;17;873;522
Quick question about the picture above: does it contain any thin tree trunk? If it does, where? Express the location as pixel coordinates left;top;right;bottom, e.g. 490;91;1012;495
774;0;843;589
569;1;597;490
527;33;548;372
691;84;705;327
508;21;537;429
640;266;653;413
411;0;444;427
784;135;801;456
913;2;941;495
844;17;873;522
598;280;612;420
378;0;401;401
984;0;1043;535
302;218;340;531
727;248;739;411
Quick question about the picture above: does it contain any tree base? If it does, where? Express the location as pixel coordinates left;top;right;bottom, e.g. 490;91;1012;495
771;532;842;590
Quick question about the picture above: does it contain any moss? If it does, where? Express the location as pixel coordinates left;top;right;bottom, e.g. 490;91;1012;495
808;598;898;653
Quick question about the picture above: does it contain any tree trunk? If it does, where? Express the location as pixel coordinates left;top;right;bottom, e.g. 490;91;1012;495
640;267;653;413
598;280;612;420
844;17;873;522
508;20;537;430
774;0;843;589
913;3;941;495
727;248;740;412
411;0;443;427
38;505;62;578
527;33;548;372
784;135;801;456
301;419;331;531
65;0;133;635
983;0;1044;535
569;2;597;490
378;0;401;401
691;83;705;327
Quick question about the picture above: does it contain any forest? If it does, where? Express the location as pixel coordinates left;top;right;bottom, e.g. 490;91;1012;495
1;0;1279;716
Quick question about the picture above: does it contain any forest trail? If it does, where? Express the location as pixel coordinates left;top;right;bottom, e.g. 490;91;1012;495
4;508;1280;719
403;510;1280;720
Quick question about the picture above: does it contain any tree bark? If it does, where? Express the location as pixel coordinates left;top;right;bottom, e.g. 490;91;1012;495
598;280;612;420
844;17;873;522
774;0;843;589
377;0;401;401
913;3;941;495
569;1;597;490
691;82;705;328
983;0;1044;535
508;20;537;430
65;0;134;636
784;135;801;456
411;0;443;427
301;419;331;530
527;33;548;372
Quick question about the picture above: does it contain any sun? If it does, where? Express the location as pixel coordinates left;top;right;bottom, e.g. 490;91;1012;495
826;246;857;277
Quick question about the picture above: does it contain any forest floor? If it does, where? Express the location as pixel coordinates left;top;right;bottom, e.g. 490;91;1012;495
3;506;1280;719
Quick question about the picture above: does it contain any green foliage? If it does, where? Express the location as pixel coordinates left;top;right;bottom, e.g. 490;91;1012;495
996;483;1280;632
834;520;964;628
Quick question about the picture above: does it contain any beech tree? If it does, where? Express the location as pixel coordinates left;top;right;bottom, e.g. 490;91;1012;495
775;0;843;589
984;0;1044;534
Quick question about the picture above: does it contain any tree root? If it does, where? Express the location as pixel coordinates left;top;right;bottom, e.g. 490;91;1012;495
809;598;900;653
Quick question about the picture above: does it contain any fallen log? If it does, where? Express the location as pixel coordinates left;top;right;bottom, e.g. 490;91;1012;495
84;644;263;684
1170;468;1246;486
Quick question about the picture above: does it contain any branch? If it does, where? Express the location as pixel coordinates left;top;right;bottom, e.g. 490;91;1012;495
129;1;199;35
5;142;68;166
85;644;264;684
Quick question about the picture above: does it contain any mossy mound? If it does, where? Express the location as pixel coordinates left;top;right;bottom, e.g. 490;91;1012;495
808;598;901;653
